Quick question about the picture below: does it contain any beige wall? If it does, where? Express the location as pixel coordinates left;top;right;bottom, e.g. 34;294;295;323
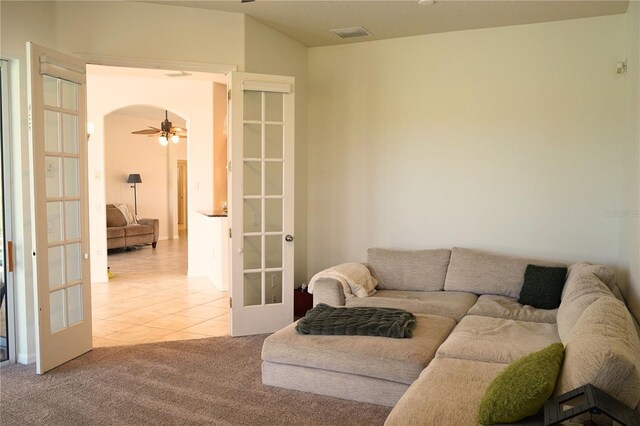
617;1;640;321
244;16;309;286
307;14;638;316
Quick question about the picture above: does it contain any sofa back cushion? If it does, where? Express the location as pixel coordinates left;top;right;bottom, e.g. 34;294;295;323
443;247;566;298
557;268;614;342
556;297;640;408
106;205;127;227
367;248;451;292
561;262;616;301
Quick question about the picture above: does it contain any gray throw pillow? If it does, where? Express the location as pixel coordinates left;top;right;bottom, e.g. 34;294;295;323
518;265;568;310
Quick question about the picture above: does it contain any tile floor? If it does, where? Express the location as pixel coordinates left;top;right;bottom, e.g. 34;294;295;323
92;232;228;347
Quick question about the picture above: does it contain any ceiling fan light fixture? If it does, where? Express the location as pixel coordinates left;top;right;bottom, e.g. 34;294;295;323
418;0;436;5
132;110;185;146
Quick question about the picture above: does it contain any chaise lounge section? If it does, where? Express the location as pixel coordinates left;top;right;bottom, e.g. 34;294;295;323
262;247;640;425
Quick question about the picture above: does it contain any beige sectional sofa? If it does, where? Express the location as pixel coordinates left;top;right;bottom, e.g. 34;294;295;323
261;247;640;425
106;204;159;250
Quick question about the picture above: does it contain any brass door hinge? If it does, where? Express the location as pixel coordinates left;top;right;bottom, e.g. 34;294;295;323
228;90;231;101
229;297;232;308
228;228;232;238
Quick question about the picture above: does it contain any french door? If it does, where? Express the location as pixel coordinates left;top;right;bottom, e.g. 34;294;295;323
27;43;91;374
228;72;295;336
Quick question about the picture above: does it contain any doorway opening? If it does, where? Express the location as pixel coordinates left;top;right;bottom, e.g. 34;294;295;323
87;65;230;346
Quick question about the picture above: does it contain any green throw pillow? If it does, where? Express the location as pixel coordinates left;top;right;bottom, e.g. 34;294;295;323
477;342;564;425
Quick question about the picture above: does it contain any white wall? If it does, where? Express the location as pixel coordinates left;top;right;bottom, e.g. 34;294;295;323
87;71;215;282
307;16;631;295
617;2;640;322
104;112;183;240
245;16;309;286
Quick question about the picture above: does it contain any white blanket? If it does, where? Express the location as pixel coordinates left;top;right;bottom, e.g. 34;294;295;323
115;203;138;225
308;263;378;299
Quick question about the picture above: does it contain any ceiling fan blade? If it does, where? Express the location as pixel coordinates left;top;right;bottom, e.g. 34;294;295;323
172;127;186;132
148;126;160;131
132;129;160;135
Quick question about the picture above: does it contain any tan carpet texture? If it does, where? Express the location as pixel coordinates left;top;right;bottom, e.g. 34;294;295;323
0;335;391;425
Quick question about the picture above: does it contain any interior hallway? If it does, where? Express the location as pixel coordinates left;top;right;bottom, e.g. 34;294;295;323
92;233;228;347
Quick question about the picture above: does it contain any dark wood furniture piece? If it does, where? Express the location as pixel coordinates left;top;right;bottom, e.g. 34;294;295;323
294;288;313;318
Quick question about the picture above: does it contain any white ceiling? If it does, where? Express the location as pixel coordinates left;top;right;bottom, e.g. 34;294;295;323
109;105;188;127
146;0;630;47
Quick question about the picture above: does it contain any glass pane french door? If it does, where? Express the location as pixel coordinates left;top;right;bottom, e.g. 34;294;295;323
242;90;286;307
43;75;84;334
28;42;91;374
229;72;295;336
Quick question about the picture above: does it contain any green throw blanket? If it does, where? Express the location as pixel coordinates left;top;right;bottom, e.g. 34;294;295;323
295;303;416;339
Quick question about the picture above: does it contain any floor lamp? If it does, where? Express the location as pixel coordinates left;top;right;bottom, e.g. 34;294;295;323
127;174;142;216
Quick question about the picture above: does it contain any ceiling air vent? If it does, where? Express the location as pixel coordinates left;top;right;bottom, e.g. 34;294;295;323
330;26;372;39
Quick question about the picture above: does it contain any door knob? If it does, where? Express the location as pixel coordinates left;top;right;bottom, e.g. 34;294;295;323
285;235;294;242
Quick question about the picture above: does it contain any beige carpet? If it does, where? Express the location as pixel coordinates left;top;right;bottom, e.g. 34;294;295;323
0;335;391;425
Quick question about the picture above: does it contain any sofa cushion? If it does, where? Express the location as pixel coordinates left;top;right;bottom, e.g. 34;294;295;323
556;275;613;342
443;247;566;298
345;290;477;322
106;227;125;239
367;248;451;292
123;224;154;237
556;297;640;409
467;294;557;323
107;237;125;250
106;205;127;227
436;315;560;364
477;342;564;425
385;357;509;426
562;262;616;302
262;313;456;385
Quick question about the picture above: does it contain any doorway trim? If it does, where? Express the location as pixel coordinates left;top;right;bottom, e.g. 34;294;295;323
75;54;236;76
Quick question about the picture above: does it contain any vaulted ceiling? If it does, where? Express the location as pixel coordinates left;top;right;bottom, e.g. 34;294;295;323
147;0;630;47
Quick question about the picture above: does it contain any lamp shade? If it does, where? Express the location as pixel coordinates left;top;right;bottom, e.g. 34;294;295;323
127;174;142;184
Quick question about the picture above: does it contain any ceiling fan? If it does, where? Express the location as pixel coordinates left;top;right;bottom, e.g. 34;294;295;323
131;110;187;146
